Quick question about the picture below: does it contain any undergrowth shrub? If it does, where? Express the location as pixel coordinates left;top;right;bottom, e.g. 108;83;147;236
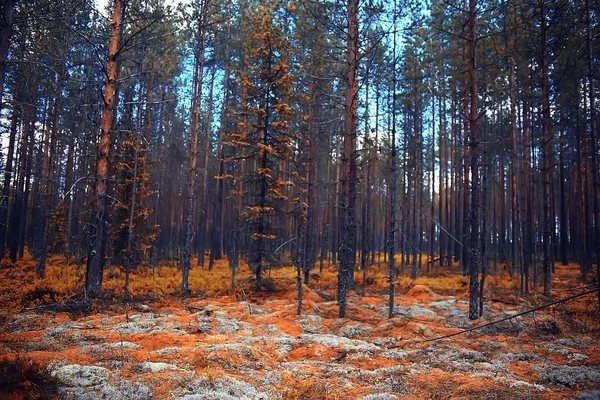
0;356;58;400
283;378;328;400
21;287;62;308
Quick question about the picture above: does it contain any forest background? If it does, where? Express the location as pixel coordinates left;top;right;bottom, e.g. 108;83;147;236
0;0;598;321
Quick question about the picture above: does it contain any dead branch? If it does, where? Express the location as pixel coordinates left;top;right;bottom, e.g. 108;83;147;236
421;286;599;343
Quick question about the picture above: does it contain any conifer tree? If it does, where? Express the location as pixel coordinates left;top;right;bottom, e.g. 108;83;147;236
86;0;126;297
112;132;158;294
227;0;300;290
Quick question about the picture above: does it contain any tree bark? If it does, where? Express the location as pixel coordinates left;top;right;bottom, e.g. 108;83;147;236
467;0;479;320
539;0;552;296
509;52;521;281
0;88;19;259
182;0;208;293
37;61;66;278
304;70;318;284
388;3;397;318
0;0;16;116
585;0;600;308
85;0;126;297
338;0;359;318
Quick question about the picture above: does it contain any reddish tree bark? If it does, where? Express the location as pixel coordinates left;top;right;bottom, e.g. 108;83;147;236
85;0;126;297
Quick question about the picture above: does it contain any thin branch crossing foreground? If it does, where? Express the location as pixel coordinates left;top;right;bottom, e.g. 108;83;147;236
419;286;599;343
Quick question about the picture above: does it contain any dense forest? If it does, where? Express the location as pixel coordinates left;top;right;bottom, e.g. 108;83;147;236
0;0;599;314
1;0;600;398
3;0;599;315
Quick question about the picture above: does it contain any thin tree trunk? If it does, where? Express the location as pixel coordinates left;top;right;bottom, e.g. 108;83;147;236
585;0;600;308
37;51;67;278
0;92;19;258
509;53;520;281
304;71;318;284
559;111;568;266
182;0;208;293
479;99;488;316
388;3;397;318
0;0;16;115
124;135;140;297
539;0;552;296
429;92;435;272
210;38;231;269
198;66;215;268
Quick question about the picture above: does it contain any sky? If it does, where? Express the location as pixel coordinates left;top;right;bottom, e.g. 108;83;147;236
95;0;188;17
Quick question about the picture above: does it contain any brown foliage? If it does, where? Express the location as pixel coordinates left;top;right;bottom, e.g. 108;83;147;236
0;356;58;400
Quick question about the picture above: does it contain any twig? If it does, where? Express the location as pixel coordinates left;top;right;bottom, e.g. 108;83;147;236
419;286;599;343
169;297;207;313
119;329;125;367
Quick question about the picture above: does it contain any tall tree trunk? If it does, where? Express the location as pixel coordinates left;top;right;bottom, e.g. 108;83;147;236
124;49;149;296
429;92;435;272
210;38;231;269
198;66;215;268
85;0;126;297
19;108;34;261
388;3;397;318
461;4;471;276
338;0;359;318
360;68;369;289
523;89;532;291
37;61;66;278
0;90;19;258
558;112;569;265
304;72;318;284
124;134;140;297
585;0;600;308
0;0;16;115
479;100;488;316
467;0;479;320
509;52;520;280
539;0;552;296
182;0;208;293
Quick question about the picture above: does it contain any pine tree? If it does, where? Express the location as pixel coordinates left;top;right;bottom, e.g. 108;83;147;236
86;0;126;297
112;132;159;293
227;0;300;290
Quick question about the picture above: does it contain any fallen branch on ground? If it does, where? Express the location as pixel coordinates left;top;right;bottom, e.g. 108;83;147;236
420;286;599;343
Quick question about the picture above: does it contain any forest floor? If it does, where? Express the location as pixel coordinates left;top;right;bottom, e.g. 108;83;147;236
0;252;599;399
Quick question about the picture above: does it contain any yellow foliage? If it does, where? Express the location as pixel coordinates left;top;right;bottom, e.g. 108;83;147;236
274;103;292;115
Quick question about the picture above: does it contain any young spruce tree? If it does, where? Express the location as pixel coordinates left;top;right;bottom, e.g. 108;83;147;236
227;1;300;291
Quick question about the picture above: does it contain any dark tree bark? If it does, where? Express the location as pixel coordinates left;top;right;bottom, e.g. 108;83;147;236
585;0;600;308
37;62;65;278
338;0;359;318
182;0;208;293
209;37;231;270
304;71;318;284
0;0;16;115
198;66;215;268
467;0;479;320
509;52;520;280
0;89;19;259
539;0;552;296
388;2;398;318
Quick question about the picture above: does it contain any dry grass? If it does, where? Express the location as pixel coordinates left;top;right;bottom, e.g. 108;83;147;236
3;249;595;304
1;249;599;400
